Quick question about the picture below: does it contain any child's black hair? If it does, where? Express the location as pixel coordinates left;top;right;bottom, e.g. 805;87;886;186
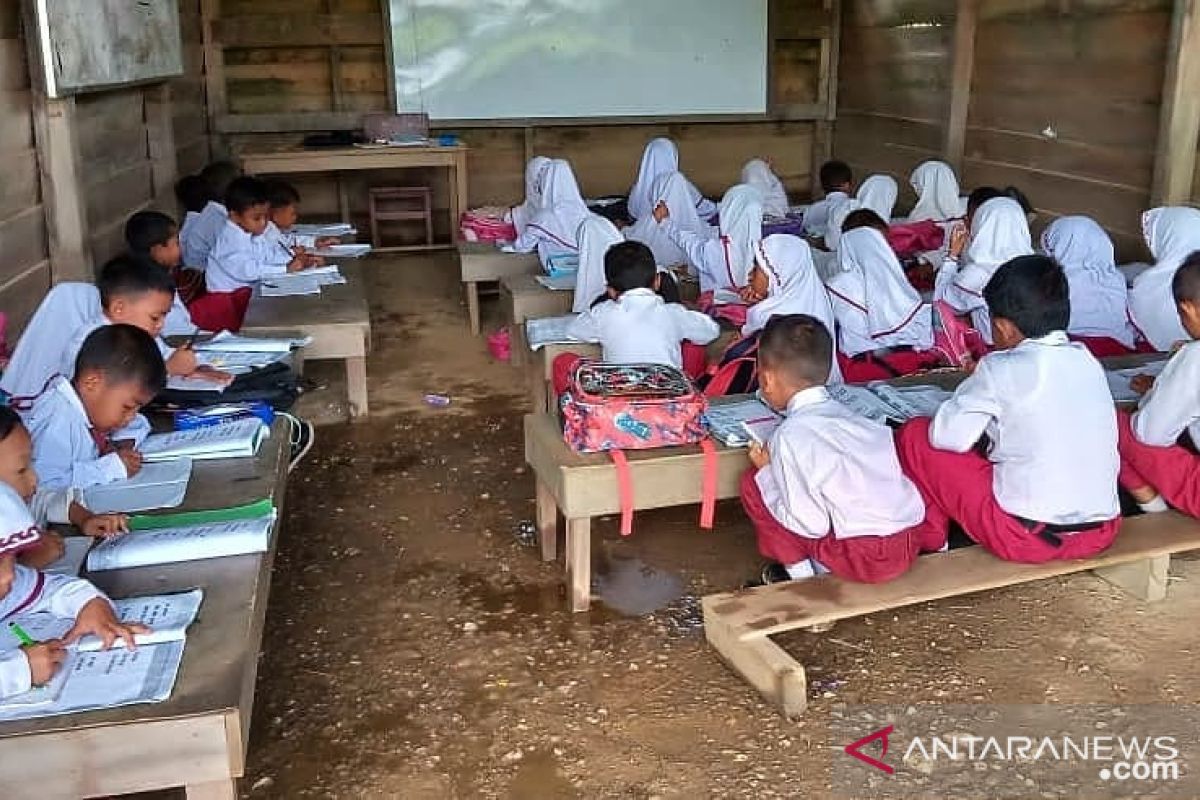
842;208;888;234
757;313;833;385
264;180;301;209
0;406;22;442
200;160;241;200
74;324;167;394
967;187;1004;218
97;254;176;309
224;176;269;214
1172;251;1200;305
983;254;1069;339
124;211;177;256
819;160;853;194
604;240;657;294
174;174;211;214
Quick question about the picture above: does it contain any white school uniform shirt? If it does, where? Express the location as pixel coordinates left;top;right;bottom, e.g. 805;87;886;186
827;227;933;356
935;197;1033;341
509;156;551;235
1131;340;1200;448
802;190;848;237
662;184;763;292
513;160;590;266
206;220;287;293
178;210;201;257
623;171;708;269
565;288;719;369
824;195;862;252
252;221;316;270
756;385;925;539
28;486;79;528
907;161;967;223
856;175;898;222
181;201;228;270
61;314;173;382
627;138;716;221
24;377;132;490
573;215;624;313
1040;216;1134;348
740;158;789;219
0;283;100;401
1128;207;1200;351
163;291;198;337
929;331;1119;525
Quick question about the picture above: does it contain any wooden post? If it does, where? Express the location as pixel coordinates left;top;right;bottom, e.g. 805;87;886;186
200;0;227;156
810;0;841;198
145;83;179;209
327;0;343;111
1151;0;1200;206
944;0;979;173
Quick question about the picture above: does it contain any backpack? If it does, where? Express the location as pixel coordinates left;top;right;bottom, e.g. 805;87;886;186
886;220;946;259
697;333;761;397
150;362;301;412
561;361;716;535
460;207;518;242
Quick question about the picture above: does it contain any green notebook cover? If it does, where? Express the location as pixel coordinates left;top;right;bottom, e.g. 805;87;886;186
129;498;276;531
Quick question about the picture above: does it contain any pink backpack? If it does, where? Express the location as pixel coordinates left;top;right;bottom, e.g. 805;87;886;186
886;220;946;258
460;207;517;242
561;361;716;535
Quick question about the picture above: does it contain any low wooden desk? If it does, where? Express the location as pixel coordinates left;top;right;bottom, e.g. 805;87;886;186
242;262;372;418
458;242;540;335
527;341;601;412
500;274;574;367
0;422;290;799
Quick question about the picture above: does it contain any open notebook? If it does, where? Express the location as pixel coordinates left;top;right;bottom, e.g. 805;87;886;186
139;418;267;462
82;458;193;514
194;331;310;353
1105;359;1168;405
86;512;277;571
312;243;372;259
525;314;582;351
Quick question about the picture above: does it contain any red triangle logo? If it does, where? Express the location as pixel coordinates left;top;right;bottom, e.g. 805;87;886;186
844;724;895;774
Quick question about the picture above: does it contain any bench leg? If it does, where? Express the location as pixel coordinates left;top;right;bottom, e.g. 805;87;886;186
1094;555;1170;602
528;359;548;413
346;356;369;420
466;281;481;336
536;478;558;562
510;323;527;367
566;517;591;612
703;600;808;719
186;779;237;800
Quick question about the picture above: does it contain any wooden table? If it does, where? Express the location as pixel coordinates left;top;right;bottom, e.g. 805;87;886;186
500;274;574;367
458;242;540;335
239;144;469;252
0;421;290;799
527;341;600;412
242;262;372;418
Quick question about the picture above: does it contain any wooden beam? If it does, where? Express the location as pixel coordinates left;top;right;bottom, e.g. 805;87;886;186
145;83;179;207
825;0;842;122
1151;0;1200;205
944;0;979;172
200;0;226;156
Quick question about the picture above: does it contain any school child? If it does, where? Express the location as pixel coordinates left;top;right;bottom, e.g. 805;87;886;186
125;210;200;336
0;406;127;570
573;214;625;313
180;160;240;269
802;161;854;237
627;137;716;221
174;174;211;255
622;171;707;269
511;160;590;266
0;283;100;402
654;184;764;293
907;160;967;223
509;156;551;236
855;175;898;222
826;211;936;380
1128;206;1200;352
935;196;1033;342
564;241;718;371
739;314;937;584
259;180;339;258
742;235;835;337
26;324;166;491
1116;254;1200;516
1039;215;1136;356
740;158;789;219
0;481;147;698
896;255;1121;563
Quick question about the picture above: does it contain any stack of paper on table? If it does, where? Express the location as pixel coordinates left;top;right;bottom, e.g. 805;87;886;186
292;222;355;237
139;419;267;462
535;273;577;291
82;459;193;514
313;243;372;259
525;314;582;350
195;331;310;352
86;513;277;571
1106;359;1168;404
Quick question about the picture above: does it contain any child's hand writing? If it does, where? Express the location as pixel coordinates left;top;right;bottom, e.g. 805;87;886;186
303;253;326;268
81;513;129;539
286;255;309;273
64;598;149;651
653;201;670;224
24;641;66;686
947;223;969;259
166;345;199;377
748;441;771;469
1130;374;1156;396
739;285;763;304
117;449;142;477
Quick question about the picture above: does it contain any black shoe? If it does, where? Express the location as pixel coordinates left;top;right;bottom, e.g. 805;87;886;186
759;562;792;585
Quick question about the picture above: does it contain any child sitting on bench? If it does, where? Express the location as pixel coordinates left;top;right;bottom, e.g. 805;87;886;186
739;314;937;585
896;255;1122;563
125;210;200;336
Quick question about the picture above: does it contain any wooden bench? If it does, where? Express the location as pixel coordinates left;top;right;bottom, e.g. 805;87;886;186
501;274;574;367
241;261;372;419
0;420;290;799
458;242;539;336
702;511;1200;719
525;409;750;612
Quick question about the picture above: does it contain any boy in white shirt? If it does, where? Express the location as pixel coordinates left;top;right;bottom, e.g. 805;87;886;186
740;314;936;584
896;255;1122;563
179;161;240;270
258;181;339;263
27;324;165;491
124;211;200;337
0;482;146;699
802;161;854;238
1118;254;1200;516
565;241;719;370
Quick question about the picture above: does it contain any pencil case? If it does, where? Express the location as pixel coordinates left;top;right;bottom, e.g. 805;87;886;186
173;401;275;431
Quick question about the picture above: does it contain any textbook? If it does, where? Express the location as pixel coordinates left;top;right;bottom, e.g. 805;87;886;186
86;513;277;571
535;273;577;291
313;243;372;259
194;331;310;353
1106;360;1167;405
525;314;582;351
139;418;267;462
196;350;286;373
3;590;204;653
291;222;355;237
129;497;275;531
261;274;322;297
705;399;781;447
82;458;193;514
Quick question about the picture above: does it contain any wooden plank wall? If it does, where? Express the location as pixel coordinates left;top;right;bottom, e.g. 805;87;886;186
0;0;50;335
174;0;210;176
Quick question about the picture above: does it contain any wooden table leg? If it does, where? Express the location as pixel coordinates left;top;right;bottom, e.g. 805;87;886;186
186;779;237;800
536;478;558;562
346;355;369;420
452;152;469;234
510;317;527;367
565;517;591;612
466;281;481;336
1094;555;1171;602
528;357;548;413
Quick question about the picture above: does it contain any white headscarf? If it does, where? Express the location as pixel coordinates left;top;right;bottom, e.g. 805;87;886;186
824;196;862;252
510;156;551;235
573;214;624;313
525;159;590;253
743;235;834;337
717;184;764;287
740;158;789;218
628;138;681;220
963;197;1033;272
623;171;708;268
1129;206;1200;349
908;160;967;222
856;175;898;222
832;226;926;341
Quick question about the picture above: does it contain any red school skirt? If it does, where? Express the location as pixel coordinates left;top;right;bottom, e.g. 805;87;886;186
187;288;253;333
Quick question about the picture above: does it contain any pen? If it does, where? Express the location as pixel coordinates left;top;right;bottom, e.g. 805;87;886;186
9;623;35;647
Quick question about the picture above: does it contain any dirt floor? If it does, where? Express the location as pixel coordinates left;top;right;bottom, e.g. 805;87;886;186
228;253;1200;799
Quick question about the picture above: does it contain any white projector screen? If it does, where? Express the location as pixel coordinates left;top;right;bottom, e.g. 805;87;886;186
387;0;769;120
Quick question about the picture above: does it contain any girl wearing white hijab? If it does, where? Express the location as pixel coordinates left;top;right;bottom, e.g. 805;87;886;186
623;171;707;268
935;196;1033;341
627;137;716;221
1040;216;1136;351
512;159;590;267
907;161;968;222
1128;206;1200;351
740;158;789;218
573;214;624;313
656;183;764;293
856;175;899;222
508;156;551;235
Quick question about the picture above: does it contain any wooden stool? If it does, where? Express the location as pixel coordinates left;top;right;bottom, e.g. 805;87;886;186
368;186;434;248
